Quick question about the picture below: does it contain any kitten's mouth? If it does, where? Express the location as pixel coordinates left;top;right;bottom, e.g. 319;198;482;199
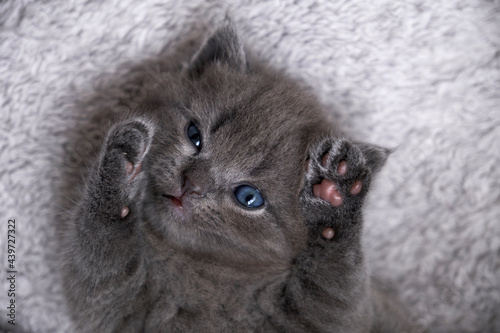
162;188;202;216
162;177;206;216
164;194;183;209
162;193;189;219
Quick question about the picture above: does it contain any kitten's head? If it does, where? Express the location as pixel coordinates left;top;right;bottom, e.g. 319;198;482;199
143;23;335;268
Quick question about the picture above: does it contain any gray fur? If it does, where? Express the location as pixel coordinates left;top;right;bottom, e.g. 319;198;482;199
64;22;417;332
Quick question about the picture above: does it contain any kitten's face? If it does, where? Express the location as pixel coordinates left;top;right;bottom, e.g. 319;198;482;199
142;26;331;267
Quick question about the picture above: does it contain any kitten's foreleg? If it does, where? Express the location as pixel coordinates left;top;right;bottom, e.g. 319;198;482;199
70;118;154;275
278;138;388;332
65;119;155;332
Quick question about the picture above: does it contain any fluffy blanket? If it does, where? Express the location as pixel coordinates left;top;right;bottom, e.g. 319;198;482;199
1;0;498;332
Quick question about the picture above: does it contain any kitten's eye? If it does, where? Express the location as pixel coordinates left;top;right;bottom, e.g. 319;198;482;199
234;185;264;209
187;123;202;150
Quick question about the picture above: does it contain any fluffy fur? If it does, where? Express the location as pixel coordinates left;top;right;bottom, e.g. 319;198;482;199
62;23;416;332
0;1;498;332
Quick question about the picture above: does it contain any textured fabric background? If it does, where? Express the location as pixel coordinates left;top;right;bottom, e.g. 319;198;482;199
0;1;499;332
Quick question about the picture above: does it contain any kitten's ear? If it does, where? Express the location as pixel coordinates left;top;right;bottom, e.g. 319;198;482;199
187;19;247;78
355;142;392;174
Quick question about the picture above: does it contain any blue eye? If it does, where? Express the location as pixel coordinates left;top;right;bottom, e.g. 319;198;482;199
234;185;264;208
187;123;202;150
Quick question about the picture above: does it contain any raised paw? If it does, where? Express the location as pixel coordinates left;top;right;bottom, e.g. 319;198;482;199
94;118;155;218
308;139;372;203
103;119;154;181
302;137;390;240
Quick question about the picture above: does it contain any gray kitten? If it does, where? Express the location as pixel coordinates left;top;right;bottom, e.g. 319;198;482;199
64;22;417;332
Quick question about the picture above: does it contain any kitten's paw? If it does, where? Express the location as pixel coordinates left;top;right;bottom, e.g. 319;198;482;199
306;138;370;204
95;118;155;217
302;138;389;240
103;119;154;182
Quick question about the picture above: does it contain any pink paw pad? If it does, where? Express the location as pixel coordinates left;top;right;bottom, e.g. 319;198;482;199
321;153;329;167
350;180;362;195
321;227;335;240
126;161;134;175
313;159;364;206
313;178;343;207
121;206;129;218
125;161;142;181
337;160;348;175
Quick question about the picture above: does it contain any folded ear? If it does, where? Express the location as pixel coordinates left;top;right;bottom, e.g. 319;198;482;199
187;20;247;78
355;142;392;174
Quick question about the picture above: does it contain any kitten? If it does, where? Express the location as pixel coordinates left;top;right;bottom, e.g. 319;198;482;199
64;21;417;332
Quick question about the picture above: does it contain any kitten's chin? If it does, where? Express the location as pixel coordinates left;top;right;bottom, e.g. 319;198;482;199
144;210;293;270
144;193;296;269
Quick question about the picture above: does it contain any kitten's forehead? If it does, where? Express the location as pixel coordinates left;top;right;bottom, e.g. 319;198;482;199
187;69;329;186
